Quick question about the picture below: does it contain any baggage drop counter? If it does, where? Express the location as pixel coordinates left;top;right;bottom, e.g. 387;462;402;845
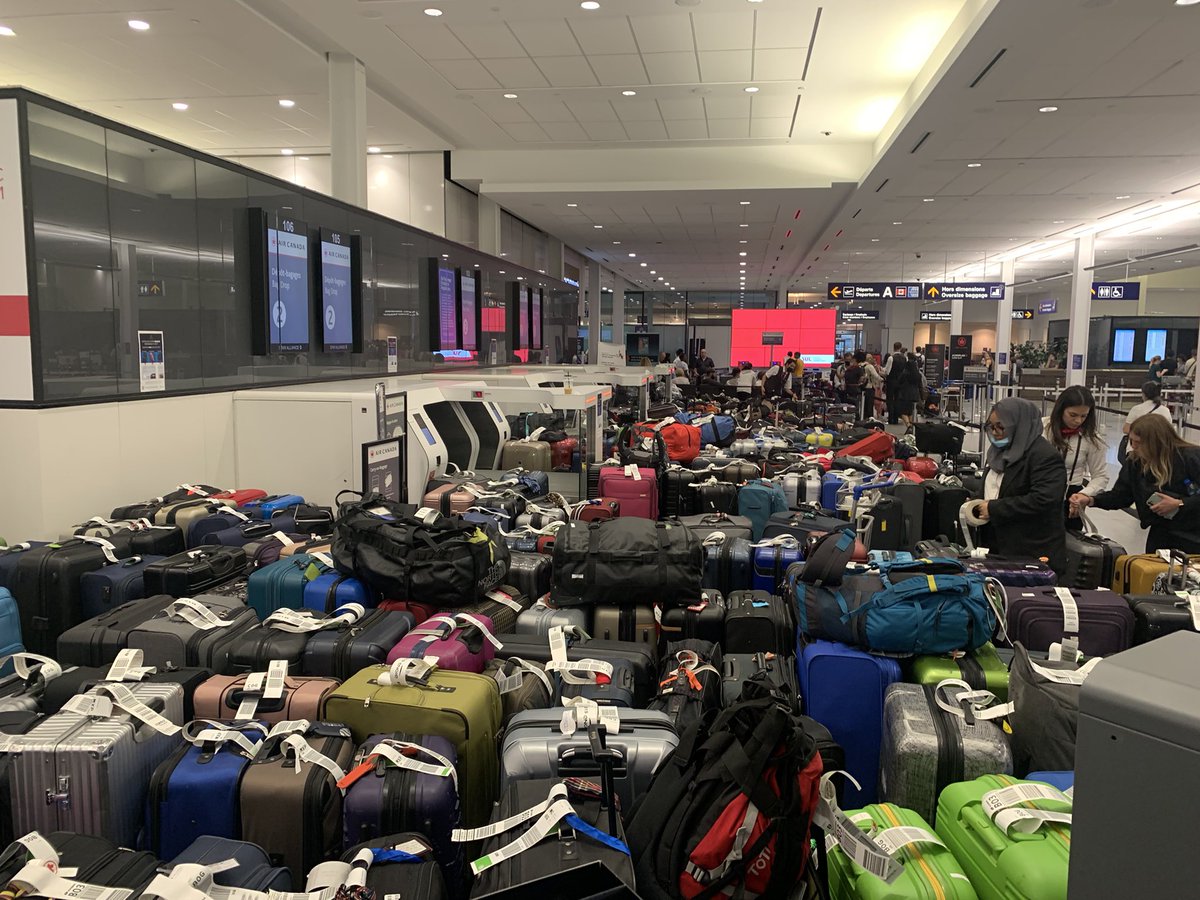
427;365;650;420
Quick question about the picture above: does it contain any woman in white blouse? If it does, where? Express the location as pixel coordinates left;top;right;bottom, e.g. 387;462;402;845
1043;386;1110;530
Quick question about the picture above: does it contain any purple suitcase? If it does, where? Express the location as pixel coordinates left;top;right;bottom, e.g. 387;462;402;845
1005;586;1135;657
965;556;1057;587
341;732;463;878
384;613;498;673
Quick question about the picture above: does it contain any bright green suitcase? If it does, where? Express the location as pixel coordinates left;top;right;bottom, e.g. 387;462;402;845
829;802;978;900
322;663;502;826
911;643;1009;703
935;775;1071;900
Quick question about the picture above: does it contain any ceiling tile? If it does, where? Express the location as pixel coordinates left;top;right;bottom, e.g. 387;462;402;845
388;24;472;60
754;5;818;50
692;11;755;52
753;48;807;82
750;117;792;138
698;50;753;83
569;17;638;55
428;58;502;91
623;120;669;141
536;56;600;88
481;58;550;89
657;97;706;120
666;120;709;140
629;14;696;53
581;120;628;141
751;94;799;118
474;100;534;124
501;122;551;142
569;100;620;122
643;52;701;84
614;99;665;122
507;19;580;55
448;24;528;59
541;121;590;142
588;53;649;86
518;100;578;122
704;96;751;119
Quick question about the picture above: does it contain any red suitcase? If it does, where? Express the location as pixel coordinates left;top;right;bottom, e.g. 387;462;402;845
378;599;438;624
550;436;579;471
597;468;659;519
833;431;894;464
903;456;939;478
573;498;621;523
211;488;269;506
894;469;925;484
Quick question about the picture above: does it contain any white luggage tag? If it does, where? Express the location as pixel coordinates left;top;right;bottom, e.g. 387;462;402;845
933;679;1010;726
142;862;251;900
8;858;137;900
559;697;620;735
366;739;459;790
265;604;364;634
84;682;182;735
104;648;156;682
377;656;439;687
493;657;553;696
183;718;269;757
981;782;1073;835
813;772;902;884
74;535;121;565
456;783;587;876
0;652;63;685
485;588;523;613
235;659;289;720
167;598;235;631
1048;587;1081;662
279;734;348;789
453;613;504;651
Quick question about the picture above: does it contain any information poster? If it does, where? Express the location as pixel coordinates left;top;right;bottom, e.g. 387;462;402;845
138;330;165;392
362;438;403;503
387;336;398;373
517;287;529;350
320;230;353;351
268;218;310;353
923;343;946;387
438;267;457;350
532;289;543;349
460;273;477;352
948;335;973;381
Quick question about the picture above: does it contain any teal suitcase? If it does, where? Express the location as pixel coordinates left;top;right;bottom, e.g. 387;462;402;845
245;554;323;619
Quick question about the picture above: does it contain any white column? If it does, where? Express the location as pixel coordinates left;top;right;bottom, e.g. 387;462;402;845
776;287;788;309
586;259;602;364
995;259;1015;384
327;52;367;206
612;276;626;337
1067;233;1095;387
950;297;964;336
477;195;502;257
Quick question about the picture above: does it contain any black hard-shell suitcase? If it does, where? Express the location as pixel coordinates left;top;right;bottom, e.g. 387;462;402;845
0;541;50;590
40;665;210;720
10;534;140;654
663;467;698;518
885;480;925;550
724;589;794;654
488;634;657;706
721;652;800;710
678;512;753;543
342;835;448;900
0;832;160;892
507;553;553;602
701;535;753;596
143;545;248;597
56;594;174;667
865;494;906;552
554;657;637;708
658;591;726;644
302;608;417;679
1127;595;1198;645
922;481;969;543
695;481;739;515
1063;529;1125;591
761;508;846;541
228;621;311;673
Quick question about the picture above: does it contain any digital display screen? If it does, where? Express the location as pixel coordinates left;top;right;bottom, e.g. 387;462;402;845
437;267;457;350
729;309;837;366
1113;329;1135;363
414;413;436;446
460;273;478;351
517;287;529;349
1145;329;1167;362
319;229;353;352
267;218;310;353
482;303;506;332
532;289;543;349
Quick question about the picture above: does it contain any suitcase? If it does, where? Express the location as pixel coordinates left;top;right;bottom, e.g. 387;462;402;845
324;663;502;827
514;602;589;638
695;480;739;515
281;537;333;559
833;430;894;464
499;439;553;471
550;436;578;470
0;832;160;893
302;608;416;679
61;519;186;557
903;456;939;478
200;516;298;549
797;639;901;807
596;466;659;520
499;708;678;810
340;732;463;876
485;633;657;707
863;494;906;552
77;554;166;620
751;540;803;595
657;592;726;644
935;775;1071;900
828;803;976;900
591;604;657;659
1062;529;1125;591
153;497;236;534
468;491;528;530
193;668;341;723
302;571;376;614
910;641;1009;702
680;512;753;542
507;552;552;601
762;508;848;542
0;588;21;670
227;615;314;674
964;556;1057;588
573;497;621;523
247;554;325;618
7;680;184;846
821;470;867;511
484;657;554;725
724;589;793;654
553;656;638;708
885;480;926;551
163;836;292;892
649;639;723;732
879;682;1012;824
127;594;260;673
0;541;49;590
246;533;315;571
379;598;439;624
720;651;800;709
702;534;754;596
187;508;259;547
57;594;177;667
336;835;448;898
1111;552;1200;594
386;613;498;672
1006;586;1134;657
503;468;551;498
211;488;270;506
698;458;762;483
146;719;271;859
778;469;824;509
1126;594;1199;644
922;481;969;543
438;586;531;637
241;494;305;520
143;546;248;598
239;720;355;883
663;466;698;518
40;664;210;721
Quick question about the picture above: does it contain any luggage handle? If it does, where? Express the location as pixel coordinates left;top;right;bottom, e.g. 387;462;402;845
377;656;438;687
0;652;63;686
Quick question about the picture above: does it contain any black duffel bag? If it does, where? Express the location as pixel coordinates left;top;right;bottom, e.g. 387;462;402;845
550;518;702;607
332;492;510;605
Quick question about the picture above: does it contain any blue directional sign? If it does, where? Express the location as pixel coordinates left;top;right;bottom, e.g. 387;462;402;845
1091;281;1140;300
828;282;921;301
1038;299;1057;314
923;282;1005;301
919;311;953;322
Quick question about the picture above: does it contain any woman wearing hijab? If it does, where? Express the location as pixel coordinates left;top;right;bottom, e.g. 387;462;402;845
968;397;1069;575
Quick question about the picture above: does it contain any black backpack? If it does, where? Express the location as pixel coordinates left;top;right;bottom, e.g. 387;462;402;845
763;366;785;398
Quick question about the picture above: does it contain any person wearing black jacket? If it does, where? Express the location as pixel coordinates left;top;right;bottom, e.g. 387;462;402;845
1073;414;1200;553
968;397;1068;575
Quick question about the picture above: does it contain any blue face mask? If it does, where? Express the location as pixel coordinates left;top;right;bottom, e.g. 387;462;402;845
988;433;1012;449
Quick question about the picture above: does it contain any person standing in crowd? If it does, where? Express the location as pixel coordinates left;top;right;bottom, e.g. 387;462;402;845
1146;355;1163;383
1183;348;1198;382
1073;415;1200;554
896;352;923;430
1158;354;1179;379
1120;380;1173;463
1012;352;1023;385
672;348;689;379
857;350;882;421
1046;353;1059;370
843;352;863;415
1044;386;1110;530
733;362;757;398
694;347;715;381
882;342;906;425
969;397;1069;576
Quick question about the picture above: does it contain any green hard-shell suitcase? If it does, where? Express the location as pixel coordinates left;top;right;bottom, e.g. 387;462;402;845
322;662;502;827
934;775;1071;900
828;802;978;900
910;642;1009;703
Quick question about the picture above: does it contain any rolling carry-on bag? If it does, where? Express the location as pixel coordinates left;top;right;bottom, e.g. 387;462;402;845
302;607;416;679
553;655;638;708
385;612;499;672
422;481;481;517
7;680;184;847
239;720;355;884
247;554;324;618
145;719;270;860
922;480;970;543
0;590;21;674
513;602;589;638
339;732;463;876
798;639;900;807
503;467;550;498
778;468;824;509
879;681;1013;824
591;603;657;658
911;641;1009;702
572;497;621;523
302;570;376;613
39;660;210;720
152;497;236;535
1063;527;1125;591
0;832;160;893
1126;593;1199;644
724;589;793;655
596;466;659;519
62;519;186;557
1111;551;1200;594
483;657;553;725
499;708;678;810
0;541;49;590
737;479;789;541
187;507;259;547
663;466;698;518
441;585;532;635
200;517;298;549
657;591;725;644
885;479;926;550
935;774;1071;900
241;494;305;520
834;430;894;464
1006;585;1134;657
751;539;802;595
162;836;291;892
193;663;340;724
695;479;739;516
126;594;260;673
720;651;799;708
679;512;753;542
762;508;848;542
143;546;248;598
499;438;553;472
78;554;166;620
56;594;177;667
211;487;270;506
335;836;448;899
648;639;723;732
964;555;1057;587
507;552;552;601
324;660;502;827
227;610;320;674
702;534;753;596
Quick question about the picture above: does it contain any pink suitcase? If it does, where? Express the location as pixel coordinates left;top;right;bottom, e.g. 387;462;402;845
597;467;659;520
384;612;499;672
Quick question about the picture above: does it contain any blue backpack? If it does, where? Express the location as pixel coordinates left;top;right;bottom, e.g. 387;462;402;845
737;480;789;541
676;412;736;448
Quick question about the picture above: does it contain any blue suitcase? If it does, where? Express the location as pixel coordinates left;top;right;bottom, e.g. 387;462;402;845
820;471;867;515
242;494;305;520
737;480;789;541
797;639;900;808
78;555;165;620
0;588;22;675
702;536;753;596
751;541;803;595
0;542;49;590
201;517;298;548
302;571;377;613
146;722;269;860
186;510;257;547
165;836;292;891
247;554;323;619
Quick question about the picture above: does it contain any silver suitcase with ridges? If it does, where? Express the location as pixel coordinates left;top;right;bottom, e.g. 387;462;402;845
513;603;589;638
5;680;184;846
879;681;1012;825
126;594;259;673
499;708;678;810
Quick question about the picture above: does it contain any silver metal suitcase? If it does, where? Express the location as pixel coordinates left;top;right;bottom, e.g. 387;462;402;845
878;682;1012;824
779;470;822;509
500;708;678;809
514;603;589;638
5;680;184;846
126;594;259;673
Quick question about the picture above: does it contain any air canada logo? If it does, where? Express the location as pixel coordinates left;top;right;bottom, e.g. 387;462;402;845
956;337;968;347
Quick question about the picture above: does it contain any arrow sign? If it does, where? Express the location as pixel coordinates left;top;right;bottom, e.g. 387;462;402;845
922;282;1005;301
1011;309;1034;320
927;285;940;298
830;285;842;298
827;282;920;301
137;279;165;298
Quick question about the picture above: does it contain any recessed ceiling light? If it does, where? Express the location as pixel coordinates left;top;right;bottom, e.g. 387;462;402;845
1176;0;1200;6
384;154;393;159
628;252;636;257
593;225;603;229
0;26;15;37
739;240;748;244
739;223;749;228
424;7;443;16
967;162;982;168
744;86;760;93
299;156;310;161
128;19;150;31
640;262;647;267
739;201;751;205
368;146;382;153
581;1;600;8
621;90;637;96
280;148;294;156
171;102;189;111
1175;259;1183;263
503;93;519;99
441;254;449;259
1038;105;1059;113
870;238;880;242
892;221;903;225
279;99;296;108
923;198;935;202
567;202;578;207
1116;194;1131;200
499;270;506;274
650;270;656;274
739;251;747;256
739;262;747;266
1053;219;1065;224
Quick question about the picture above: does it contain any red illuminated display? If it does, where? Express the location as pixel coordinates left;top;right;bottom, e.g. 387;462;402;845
481;305;507;332
729;309;837;367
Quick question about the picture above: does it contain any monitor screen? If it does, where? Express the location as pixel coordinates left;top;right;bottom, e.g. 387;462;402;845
729;309;837;367
532;289;543;349
1145;329;1167;362
482;302;506;333
1112;328;1135;363
267;218;310;353
460;273;478;352
319;229;354;352
517;287;529;350
437;267;457;351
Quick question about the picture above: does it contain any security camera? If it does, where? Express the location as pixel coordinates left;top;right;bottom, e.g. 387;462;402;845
915;252;922;259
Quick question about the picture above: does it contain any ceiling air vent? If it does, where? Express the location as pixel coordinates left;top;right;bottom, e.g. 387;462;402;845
910;131;932;154
969;49;1007;88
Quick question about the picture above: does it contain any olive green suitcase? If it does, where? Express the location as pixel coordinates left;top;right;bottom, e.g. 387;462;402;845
322;661;502;827
910;642;1009;703
935;775;1071;900
828;802;977;900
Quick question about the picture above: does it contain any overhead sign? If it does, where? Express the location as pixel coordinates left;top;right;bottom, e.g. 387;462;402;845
923;282;1004;301
840;310;880;322
827;282;921;301
138;279;164;298
919;311;953;322
1012;309;1034;320
1038;299;1057;314
761;331;785;345
1091;281;1140;300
